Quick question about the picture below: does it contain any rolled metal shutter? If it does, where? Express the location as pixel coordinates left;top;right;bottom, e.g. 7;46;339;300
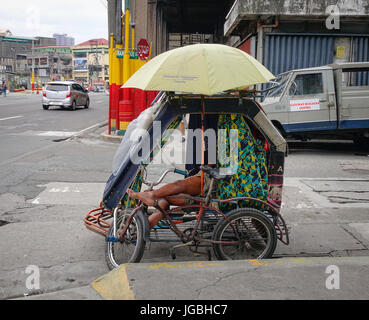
263;34;335;76
352;37;369;86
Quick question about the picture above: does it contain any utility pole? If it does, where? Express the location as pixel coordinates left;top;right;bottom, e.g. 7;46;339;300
31;39;35;93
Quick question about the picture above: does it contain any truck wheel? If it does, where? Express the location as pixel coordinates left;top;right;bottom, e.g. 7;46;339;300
354;137;369;150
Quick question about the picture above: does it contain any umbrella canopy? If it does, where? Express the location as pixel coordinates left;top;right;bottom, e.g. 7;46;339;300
122;43;274;96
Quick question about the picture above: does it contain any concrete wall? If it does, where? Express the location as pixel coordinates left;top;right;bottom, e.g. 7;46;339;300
225;0;369;36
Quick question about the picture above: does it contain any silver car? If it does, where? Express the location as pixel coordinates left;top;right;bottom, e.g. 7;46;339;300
42;81;90;111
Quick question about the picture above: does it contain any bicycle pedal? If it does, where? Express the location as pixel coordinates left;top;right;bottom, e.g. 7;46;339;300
106;236;118;243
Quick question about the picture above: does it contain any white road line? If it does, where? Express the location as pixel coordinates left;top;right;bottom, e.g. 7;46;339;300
0;115;24;122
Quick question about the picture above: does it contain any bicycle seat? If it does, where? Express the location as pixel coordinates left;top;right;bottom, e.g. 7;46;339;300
200;166;233;181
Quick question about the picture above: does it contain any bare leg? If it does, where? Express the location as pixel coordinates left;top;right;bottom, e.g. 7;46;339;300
148;195;192;229
127;176;201;207
127;176;201;229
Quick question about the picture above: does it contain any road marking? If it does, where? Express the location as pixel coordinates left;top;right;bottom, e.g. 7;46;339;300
37;131;77;137
91;265;135;300
28;182;105;206
0;116;23;122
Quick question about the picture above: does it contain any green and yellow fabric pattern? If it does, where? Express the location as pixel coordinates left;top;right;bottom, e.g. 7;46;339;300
216;113;268;211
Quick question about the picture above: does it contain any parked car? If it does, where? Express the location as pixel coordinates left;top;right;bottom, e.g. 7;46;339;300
42;81;90;111
262;62;369;145
93;84;106;93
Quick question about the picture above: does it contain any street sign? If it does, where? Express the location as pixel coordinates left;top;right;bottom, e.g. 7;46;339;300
116;50;139;59
137;39;150;61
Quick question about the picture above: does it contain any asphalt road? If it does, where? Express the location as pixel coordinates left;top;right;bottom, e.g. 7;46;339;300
0;92;108;167
0;93;368;300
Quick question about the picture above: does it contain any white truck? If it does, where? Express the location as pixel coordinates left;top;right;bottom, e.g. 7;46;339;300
262;62;369;146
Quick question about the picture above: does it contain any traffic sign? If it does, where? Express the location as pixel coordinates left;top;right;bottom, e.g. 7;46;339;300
137;39;150;61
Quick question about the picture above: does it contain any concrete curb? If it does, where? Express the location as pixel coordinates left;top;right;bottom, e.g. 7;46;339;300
91;256;369;300
101;130;123;143
15;285;102;300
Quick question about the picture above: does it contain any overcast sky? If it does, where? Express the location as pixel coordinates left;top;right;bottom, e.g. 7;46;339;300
0;0;108;44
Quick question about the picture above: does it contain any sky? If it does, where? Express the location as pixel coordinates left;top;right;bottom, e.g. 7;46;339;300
0;0;108;45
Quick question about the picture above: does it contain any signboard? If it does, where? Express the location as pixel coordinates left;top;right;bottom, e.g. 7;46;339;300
35;46;72;54
74;58;88;72
40;57;48;65
290;99;321;112
336;46;345;59
137;39;150;61
39;69;47;77
116;50;139;60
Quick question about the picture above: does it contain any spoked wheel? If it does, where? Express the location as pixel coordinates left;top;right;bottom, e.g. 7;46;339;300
105;209;146;270
212;208;277;260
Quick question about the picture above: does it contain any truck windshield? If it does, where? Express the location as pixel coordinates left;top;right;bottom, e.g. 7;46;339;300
266;74;290;98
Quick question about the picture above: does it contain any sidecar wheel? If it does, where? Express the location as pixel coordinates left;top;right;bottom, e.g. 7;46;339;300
105;209;145;270
212;208;277;260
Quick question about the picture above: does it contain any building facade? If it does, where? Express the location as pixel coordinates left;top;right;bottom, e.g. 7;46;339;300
224;0;369;84
0;33;34;89
72;39;109;86
53;34;75;46
26;46;73;85
129;0;234;56
0;34;59;89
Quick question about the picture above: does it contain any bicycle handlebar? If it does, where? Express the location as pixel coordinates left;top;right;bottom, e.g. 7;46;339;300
141;167;187;189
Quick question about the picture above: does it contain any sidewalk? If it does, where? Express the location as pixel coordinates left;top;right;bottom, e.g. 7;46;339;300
18;256;369;300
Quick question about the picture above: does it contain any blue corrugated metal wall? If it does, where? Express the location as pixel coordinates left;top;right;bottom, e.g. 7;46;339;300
352;36;369;86
263;34;369;86
263;34;335;76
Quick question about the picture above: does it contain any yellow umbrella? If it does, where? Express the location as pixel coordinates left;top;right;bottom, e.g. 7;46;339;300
122;43;274;95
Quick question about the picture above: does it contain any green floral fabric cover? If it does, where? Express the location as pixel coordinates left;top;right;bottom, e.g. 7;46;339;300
216;114;268;211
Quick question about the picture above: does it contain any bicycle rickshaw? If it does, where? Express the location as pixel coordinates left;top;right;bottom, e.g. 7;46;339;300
84;91;289;270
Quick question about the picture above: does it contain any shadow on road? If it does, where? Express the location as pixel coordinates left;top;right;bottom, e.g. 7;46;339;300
287;140;369;156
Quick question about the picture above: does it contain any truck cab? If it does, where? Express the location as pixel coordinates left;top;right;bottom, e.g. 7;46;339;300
262;62;369;144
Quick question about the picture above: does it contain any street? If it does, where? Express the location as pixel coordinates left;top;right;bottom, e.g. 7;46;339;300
0;92;369;300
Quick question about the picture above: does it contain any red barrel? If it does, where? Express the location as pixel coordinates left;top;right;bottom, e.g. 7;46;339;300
118;100;134;135
110;84;120;133
133;89;147;119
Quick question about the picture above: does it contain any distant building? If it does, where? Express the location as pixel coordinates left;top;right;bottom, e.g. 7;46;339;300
0;29;12;37
53;33;75;46
72;39;109;86
0;33;35;88
26;46;73;84
0;32;69;89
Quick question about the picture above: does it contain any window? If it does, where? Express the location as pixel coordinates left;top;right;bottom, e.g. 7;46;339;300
74;52;87;58
72;84;84;92
342;70;369;87
46;84;68;92
291;73;324;96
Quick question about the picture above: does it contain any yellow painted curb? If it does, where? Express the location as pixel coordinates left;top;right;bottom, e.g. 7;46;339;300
91;265;135;300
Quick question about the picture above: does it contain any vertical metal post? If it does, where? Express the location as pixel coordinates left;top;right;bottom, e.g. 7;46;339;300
31;40;35;93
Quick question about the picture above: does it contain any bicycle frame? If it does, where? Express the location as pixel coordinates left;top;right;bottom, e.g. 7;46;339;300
116;177;289;247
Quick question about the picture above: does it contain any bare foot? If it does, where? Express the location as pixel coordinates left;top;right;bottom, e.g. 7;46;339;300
127;189;156;206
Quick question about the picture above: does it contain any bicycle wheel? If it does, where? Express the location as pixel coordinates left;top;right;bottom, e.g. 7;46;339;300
212;208;277;260
105;209;146;270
